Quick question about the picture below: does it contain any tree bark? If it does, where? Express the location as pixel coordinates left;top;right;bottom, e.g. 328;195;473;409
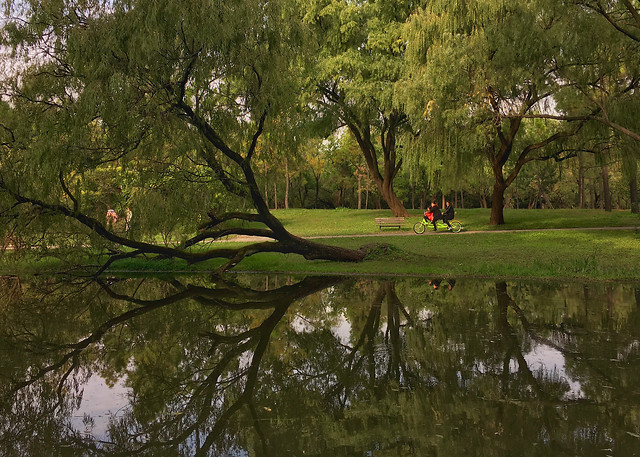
490;182;506;225
602;163;612;212
379;179;407;216
273;182;278;210
630;165;639;214
314;174;320;209
284;158;290;210
630;174;639;214
578;153;585;209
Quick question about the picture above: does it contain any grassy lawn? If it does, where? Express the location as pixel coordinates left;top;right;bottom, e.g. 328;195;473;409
3;208;640;281
271;208;640;236
232;228;640;281
227;208;640;280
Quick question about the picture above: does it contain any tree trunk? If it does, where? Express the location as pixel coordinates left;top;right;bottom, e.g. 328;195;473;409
264;161;269;209
284;158;290;210
273;182;278;210
578;153;585;209
490;182;506;225
481;188;488;208
630;168;639;214
357;174;362;209
379;180;407;217
410;183;415;210
344;110;409;217
602;164;612;212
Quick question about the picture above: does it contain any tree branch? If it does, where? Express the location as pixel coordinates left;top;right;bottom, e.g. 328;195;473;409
245;107;268;164
58;171;78;214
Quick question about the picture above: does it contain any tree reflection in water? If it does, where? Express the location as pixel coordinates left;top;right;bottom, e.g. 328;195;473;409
0;275;639;456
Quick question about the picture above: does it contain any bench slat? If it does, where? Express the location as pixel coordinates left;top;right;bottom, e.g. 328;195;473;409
375;217;405;230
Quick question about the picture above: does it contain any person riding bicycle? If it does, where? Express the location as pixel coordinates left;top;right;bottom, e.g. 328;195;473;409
428;201;443;231
442;201;454;230
424;208;434;223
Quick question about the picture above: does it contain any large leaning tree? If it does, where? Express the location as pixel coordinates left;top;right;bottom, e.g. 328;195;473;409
0;0;365;273
302;0;426;217
399;0;616;225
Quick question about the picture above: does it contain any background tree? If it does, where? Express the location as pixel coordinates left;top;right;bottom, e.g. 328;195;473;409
399;0;617;224
302;0;425;217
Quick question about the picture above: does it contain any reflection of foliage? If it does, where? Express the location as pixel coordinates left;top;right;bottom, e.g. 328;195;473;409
0;276;639;456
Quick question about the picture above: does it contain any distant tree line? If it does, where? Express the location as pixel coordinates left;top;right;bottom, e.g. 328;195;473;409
257;131;638;212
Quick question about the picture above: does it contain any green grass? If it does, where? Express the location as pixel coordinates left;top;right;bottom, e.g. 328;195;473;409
2;208;639;280
229;229;640;281
270;208;640;236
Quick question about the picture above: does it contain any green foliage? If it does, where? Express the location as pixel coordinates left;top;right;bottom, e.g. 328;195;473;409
0;0;314;252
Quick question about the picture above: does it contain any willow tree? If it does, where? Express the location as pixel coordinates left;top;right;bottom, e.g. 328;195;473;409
552;0;640;213
568;0;640;142
301;0;425;217
399;0;603;225
0;0;366;272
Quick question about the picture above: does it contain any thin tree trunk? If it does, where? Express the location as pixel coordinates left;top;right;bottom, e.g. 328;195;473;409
357;175;362;210
410;183;415;210
284;158;290;210
273;182;278;210
578;153;585;209
264;184;268;209
602;164;612;212
630;167;639;214
264;161;269;210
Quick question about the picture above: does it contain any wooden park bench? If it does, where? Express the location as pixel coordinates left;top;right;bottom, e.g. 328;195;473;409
374;217;405;230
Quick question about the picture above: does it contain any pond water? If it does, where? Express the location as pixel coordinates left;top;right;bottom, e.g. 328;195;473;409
1;274;639;456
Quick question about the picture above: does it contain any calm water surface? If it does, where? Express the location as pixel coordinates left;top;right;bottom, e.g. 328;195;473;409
1;274;639;456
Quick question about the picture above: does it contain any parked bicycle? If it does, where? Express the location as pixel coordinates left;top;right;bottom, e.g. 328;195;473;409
413;218;463;234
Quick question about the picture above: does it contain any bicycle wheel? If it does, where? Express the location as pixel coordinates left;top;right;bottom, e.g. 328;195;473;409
413;221;426;234
450;220;462;233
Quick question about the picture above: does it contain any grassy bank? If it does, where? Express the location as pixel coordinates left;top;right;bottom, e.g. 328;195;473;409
232;229;640;281
2;209;640;280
